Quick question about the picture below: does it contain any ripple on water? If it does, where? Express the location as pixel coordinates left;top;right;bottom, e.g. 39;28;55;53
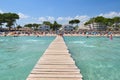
64;36;120;80
0;36;55;80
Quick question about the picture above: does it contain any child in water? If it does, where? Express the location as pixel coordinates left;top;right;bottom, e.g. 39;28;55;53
110;34;113;40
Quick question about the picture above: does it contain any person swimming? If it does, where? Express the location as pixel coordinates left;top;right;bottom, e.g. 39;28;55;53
86;36;89;38
109;34;113;40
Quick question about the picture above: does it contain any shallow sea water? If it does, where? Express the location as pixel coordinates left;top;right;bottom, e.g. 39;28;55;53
0;36;55;80
64;36;120;80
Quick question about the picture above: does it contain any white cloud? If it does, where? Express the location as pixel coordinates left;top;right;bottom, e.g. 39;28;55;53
17;11;120;26
74;15;90;22
99;11;120;18
38;16;55;22
65;17;73;21
47;16;55;21
57;17;64;21
74;15;89;20
38;15;90;25
57;17;72;22
0;10;4;13
56;15;89;24
18;13;29;19
38;17;47;22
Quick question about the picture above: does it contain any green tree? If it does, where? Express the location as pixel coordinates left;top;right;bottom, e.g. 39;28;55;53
24;24;33;29
0;13;4;28
69;19;80;30
74;19;80;25
52;21;61;30
43;21;53;29
16;25;22;30
33;23;40;30
69;20;74;25
74;19;80;30
94;16;105;23
113;17;120;23
112;17;120;30
84;18;95;26
105;18;113;26
3;13;19;30
69;19;80;25
43;21;52;26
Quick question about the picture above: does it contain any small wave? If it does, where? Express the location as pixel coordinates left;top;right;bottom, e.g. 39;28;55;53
26;40;39;42
0;39;9;42
0;40;3;41
84;45;96;47
0;39;7;42
72;41;85;44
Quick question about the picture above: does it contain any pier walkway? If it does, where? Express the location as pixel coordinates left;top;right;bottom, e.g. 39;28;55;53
26;36;82;80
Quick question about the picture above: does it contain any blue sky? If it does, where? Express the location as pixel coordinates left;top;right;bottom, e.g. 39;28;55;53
0;0;120;25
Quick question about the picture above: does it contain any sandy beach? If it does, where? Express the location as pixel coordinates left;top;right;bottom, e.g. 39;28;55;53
0;31;120;37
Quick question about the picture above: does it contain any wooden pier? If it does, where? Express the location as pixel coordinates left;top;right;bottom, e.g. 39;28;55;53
26;36;82;80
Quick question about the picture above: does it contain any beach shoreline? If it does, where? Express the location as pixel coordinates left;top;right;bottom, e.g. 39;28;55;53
0;31;120;37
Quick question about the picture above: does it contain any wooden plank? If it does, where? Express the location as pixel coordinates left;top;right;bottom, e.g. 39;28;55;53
34;65;78;69
27;78;82;80
26;36;82;80
31;71;80;74
32;68;80;72
28;74;82;78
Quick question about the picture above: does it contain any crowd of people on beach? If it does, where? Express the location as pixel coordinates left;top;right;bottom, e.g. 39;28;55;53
0;30;120;37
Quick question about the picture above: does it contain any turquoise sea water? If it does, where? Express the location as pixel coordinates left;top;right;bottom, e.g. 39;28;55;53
64;36;120;80
0;36;55;80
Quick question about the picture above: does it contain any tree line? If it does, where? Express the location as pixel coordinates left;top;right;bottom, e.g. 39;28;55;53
24;19;80;31
0;12;81;31
84;16;120;30
24;21;62;31
2;12;119;31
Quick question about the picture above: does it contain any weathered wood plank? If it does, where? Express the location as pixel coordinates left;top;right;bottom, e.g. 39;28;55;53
26;36;82;80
